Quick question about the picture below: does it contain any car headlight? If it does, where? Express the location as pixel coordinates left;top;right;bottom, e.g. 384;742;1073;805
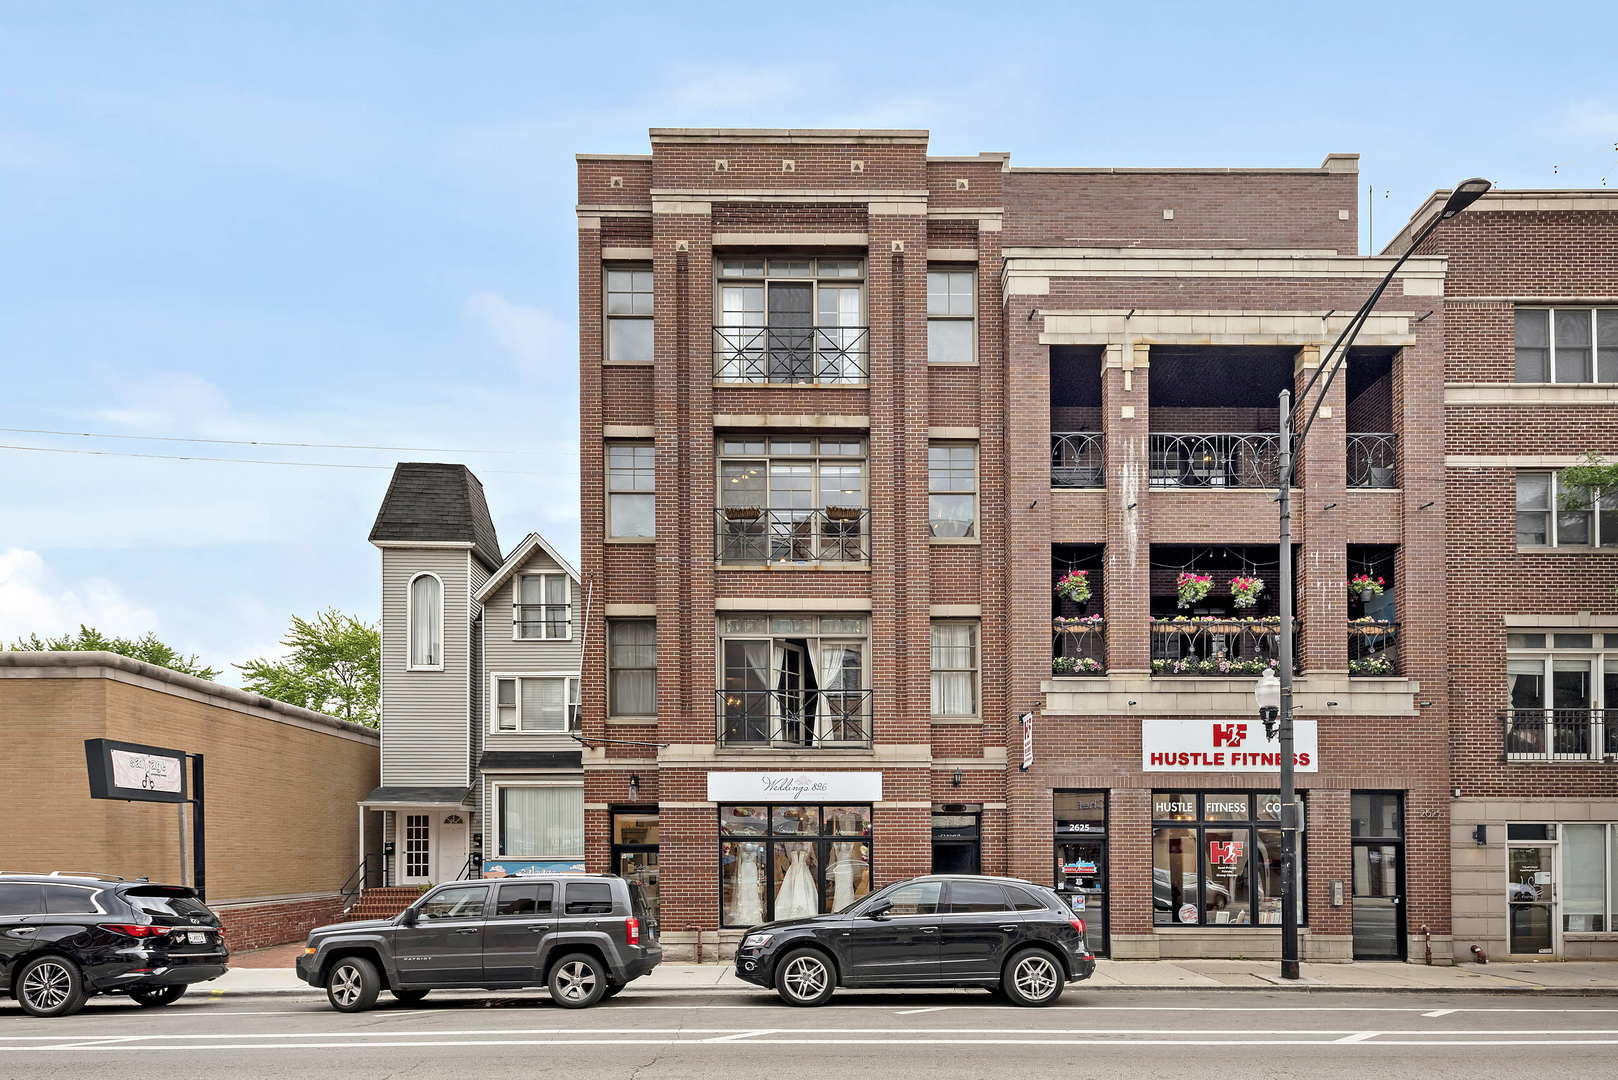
741;933;773;949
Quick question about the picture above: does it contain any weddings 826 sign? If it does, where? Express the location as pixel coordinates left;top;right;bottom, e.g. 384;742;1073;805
84;739;189;803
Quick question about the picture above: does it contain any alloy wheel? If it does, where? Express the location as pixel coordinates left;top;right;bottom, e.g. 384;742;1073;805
1013;955;1058;1001
782;955;828;1000
556;962;597;1002
330;964;363;1008
21;962;72;1012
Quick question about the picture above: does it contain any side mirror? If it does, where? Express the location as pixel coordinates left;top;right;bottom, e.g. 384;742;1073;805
865;900;892;920
398;907;418;927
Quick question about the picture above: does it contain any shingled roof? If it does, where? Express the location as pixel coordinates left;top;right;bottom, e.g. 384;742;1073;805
368;463;502;570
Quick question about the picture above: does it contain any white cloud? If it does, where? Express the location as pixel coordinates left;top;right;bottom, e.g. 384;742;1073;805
0;548;158;644
465;293;573;382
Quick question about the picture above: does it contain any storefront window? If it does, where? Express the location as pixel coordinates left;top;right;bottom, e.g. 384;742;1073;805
1152;791;1304;927
719;804;872;926
611;811;659;926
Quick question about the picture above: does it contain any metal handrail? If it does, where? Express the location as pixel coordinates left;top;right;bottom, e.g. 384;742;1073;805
1347;433;1397;488
1502;709;1617;762
457;854;482;881
514;603;572;638
1150;618;1297;675
715;688;874;748
1149;432;1281;488
1051;617;1106;674
339;856;377;910
1051;432;1104;488
1348;620;1399;676
713;325;869;384
715;507;870;564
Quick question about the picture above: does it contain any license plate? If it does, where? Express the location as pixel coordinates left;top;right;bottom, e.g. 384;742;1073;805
186;931;208;944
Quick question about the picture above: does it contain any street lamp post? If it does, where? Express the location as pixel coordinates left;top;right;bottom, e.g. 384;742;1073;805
1266;177;1491;981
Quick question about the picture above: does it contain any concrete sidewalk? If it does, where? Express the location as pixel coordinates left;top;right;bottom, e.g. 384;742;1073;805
204;955;1618;998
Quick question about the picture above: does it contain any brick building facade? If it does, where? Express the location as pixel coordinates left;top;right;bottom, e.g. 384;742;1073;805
575;127;1613;963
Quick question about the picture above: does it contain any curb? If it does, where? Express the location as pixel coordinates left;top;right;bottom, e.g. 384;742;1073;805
200;983;1618;999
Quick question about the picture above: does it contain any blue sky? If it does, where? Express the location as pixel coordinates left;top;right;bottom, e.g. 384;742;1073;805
3;1;1616;676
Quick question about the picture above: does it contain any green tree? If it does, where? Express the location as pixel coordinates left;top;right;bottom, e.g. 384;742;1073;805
236;610;380;727
9;625;219;680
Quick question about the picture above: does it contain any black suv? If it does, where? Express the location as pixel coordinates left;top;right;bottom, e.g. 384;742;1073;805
0;872;228;1017
297;874;660;1012
735;874;1094;1007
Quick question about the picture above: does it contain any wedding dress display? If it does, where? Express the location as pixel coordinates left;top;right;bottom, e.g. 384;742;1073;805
732;845;764;926
775;847;819;920
830;843;856;912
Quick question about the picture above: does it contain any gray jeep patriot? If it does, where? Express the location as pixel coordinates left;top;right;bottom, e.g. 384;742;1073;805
296;875;660;1011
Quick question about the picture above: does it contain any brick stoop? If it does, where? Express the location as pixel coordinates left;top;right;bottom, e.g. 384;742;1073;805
345;886;422;920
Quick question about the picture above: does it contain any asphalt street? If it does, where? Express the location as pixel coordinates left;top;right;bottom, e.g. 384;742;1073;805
3;988;1618;1079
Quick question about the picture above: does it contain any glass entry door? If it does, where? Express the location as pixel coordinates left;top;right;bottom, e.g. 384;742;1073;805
1508;843;1557;954
1351;843;1404;959
1056;838;1108;957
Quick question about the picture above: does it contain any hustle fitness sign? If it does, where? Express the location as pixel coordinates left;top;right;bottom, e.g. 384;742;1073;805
1141;718;1319;772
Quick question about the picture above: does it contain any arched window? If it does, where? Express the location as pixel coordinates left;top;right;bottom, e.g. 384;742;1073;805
408;573;443;669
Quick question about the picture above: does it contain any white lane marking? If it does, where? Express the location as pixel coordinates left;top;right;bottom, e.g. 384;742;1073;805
1423;1009;1456;1018
1335;1031;1380;1043
895;1007;949;1015
39;1036;141;1052
703;1030;776;1042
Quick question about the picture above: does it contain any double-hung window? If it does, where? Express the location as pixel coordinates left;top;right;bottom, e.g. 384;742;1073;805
714;257;866;383
608;619;657;717
515;573;570;639
605;264;653;364
1515;308;1618;383
1516;471;1618;548
607;443;655;539
928;442;978;538
1505;631;1618;761
492;675;580;733
927;268;976;364
930;620;980;718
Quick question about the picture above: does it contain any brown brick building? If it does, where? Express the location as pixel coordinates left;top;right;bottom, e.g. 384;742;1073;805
575;128;1613;963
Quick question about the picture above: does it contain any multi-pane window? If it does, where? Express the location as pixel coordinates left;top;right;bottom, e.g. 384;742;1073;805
714;257;866;383
716;437;867;563
928;443;978;538
407;573;442;669
718;804;872;926
927;268;976;364
495;784;584;860
515;573;570;639
607;443;655;539
930;620;979;717
1515;308;1618;383
1151;792;1302;927
718;614;869;747
492;675;580;733
608;619;657;717
1505;631;1618;760
605;264;653;364
1515;471;1618;547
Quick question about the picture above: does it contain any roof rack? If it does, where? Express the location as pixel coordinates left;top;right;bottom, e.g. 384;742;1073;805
48;870;129;882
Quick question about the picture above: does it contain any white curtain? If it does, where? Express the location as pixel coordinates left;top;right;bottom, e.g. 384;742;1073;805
409;575;441;667
499;785;583;859
931;622;977;716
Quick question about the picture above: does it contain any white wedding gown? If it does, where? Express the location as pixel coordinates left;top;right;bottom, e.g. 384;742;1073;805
775;848;819;920
733;847;764;926
830;844;856;912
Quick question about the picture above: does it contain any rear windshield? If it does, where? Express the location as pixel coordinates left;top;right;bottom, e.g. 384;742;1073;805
123;887;213;920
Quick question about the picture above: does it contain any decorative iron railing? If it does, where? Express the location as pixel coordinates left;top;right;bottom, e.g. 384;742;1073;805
1347;433;1397;488
1051;432;1105;488
716;689;874;749
713;325;869;384
1502;709;1617;762
715;508;870;565
1051;617;1106;675
1148;432;1282;489
1150;617;1296;675
1348;620;1399;676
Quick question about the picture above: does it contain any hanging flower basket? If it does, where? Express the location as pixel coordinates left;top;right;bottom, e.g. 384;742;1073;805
824;505;864;522
1229;575;1265;609
1055;570;1092;603
1176;572;1213;608
1349;574;1386;598
724;506;764;521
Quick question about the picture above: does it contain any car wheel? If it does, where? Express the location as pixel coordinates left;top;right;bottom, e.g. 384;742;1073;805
129;985;187;1007
324;956;382;1013
390;988;430;1005
15;956;88;1018
1001;949;1064;1007
773;948;835;1007
548;953;608;1008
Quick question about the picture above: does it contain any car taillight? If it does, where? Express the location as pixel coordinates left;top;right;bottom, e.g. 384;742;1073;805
101;924;170;938
625;916;641;946
1069;918;1087;936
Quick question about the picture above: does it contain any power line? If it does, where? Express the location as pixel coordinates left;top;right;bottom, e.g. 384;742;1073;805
0;442;548;476
0;426;535;455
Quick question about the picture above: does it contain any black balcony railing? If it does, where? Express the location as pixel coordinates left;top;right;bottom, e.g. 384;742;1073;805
1051;432;1104;488
713;325;869;384
1150;617;1295;675
1347;433;1397;488
1502;709;1618;762
715;508;869;565
1149;433;1282;488
1052;617;1106;675
716;689;874;749
1348;620;1399;676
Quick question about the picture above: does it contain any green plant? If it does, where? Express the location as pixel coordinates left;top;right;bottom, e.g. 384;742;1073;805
1055;570;1092;603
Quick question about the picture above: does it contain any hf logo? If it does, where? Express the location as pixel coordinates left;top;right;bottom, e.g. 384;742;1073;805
1211;722;1248;747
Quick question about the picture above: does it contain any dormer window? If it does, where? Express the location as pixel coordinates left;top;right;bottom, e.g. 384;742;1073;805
407;573;443;669
516;573;571;640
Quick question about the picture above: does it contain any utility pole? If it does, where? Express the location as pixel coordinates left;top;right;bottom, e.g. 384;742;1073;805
1276;390;1299;980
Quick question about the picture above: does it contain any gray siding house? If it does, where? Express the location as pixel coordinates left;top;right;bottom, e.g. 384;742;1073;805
364;463;583;886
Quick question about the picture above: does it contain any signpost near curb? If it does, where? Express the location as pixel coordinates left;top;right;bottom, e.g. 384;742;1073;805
84;738;207;900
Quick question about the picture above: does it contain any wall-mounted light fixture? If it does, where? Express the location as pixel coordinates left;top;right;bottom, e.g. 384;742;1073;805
951;769;963;788
628;774;640;801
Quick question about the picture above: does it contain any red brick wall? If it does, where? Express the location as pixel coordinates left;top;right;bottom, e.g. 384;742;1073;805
216;895;345;952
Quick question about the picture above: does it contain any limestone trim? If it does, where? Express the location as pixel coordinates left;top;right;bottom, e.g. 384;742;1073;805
1446;384;1618;405
1038;310;1417;347
602;247;654;261
1041;673;1421;717
712;413;869;429
1446;455;1589;468
712;232;868;247
714;597;872;611
604;603;657;617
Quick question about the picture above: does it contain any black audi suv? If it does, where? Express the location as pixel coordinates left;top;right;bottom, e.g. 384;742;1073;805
0;872;228;1017
735;874;1094;1007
